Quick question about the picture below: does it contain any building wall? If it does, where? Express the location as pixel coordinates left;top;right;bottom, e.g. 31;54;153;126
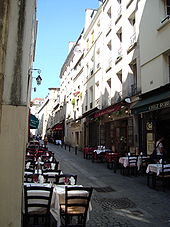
0;0;37;226
140;0;170;93
0;105;27;226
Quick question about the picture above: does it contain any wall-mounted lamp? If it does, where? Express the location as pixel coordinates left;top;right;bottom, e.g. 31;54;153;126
36;75;42;85
124;97;131;103
29;68;42;85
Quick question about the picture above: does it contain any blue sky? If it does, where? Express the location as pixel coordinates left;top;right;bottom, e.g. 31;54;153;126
32;0;100;99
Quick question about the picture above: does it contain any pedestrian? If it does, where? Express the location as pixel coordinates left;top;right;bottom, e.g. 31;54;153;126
44;135;48;148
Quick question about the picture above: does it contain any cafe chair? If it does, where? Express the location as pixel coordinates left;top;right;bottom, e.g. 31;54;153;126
60;186;93;227
24;173;34;183
138;156;150;176
56;174;78;185
23;185;53;227
43;169;61;184
43;161;59;170
25;160;35;170
155;163;170;191
126;156;138;176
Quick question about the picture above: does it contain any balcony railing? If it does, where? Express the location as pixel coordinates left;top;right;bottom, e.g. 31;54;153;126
117;6;122;18
117;47;122;58
129;32;136;47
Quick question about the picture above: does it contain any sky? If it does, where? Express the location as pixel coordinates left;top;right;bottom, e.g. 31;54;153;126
32;0;100;100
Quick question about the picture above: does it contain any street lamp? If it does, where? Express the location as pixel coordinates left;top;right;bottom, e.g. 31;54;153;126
28;68;42;85
36;75;42;85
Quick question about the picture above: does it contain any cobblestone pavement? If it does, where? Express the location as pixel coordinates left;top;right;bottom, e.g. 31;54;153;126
48;143;170;227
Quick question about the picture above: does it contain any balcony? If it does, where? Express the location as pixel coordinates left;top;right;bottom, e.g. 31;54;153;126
106;21;112;36
115;47;122;64
115;6;122;24
130;32;136;46
127;32;137;53
106;57;112;72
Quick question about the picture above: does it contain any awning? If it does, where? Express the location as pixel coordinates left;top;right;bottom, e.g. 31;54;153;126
132;90;170;114
52;123;63;131
75;107;99;120
94;104;122;118
30;114;39;129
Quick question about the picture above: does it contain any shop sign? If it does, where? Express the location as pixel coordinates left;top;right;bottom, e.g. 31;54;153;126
148;100;170;111
146;122;153;130
94;104;121;118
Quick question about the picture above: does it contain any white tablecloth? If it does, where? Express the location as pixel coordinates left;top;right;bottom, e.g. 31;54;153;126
55;140;62;145
23;183;92;227
119;156;149;170
146;163;170;176
51;184;92;227
93;149;111;155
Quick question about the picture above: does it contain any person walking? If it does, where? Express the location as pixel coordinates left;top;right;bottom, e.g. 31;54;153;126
44;135;48;148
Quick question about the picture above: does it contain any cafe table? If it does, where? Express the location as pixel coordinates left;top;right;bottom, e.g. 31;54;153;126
119;155;149;170
23;183;92;227
146;163;170;176
92;149;112;162
51;184;92;227
146;163;170;188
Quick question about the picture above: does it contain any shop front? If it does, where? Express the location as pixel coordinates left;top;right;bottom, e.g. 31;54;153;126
92;102;134;154
132;85;170;155
52;123;64;144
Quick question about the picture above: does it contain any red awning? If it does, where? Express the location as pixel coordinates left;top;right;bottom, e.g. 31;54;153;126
52;123;63;131
94;104;121;118
73;91;80;96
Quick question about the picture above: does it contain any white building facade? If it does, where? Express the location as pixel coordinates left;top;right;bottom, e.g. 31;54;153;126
52;0;170;155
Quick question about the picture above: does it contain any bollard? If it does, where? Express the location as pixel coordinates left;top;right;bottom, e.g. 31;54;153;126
75;146;77;155
69;145;71;152
65;144;66;150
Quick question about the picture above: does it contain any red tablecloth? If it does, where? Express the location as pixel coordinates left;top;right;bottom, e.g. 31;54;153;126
105;152;120;163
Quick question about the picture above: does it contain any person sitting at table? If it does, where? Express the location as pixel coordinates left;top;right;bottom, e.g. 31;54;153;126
151;137;167;163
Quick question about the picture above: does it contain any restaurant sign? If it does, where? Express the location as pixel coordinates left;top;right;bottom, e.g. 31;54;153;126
148;100;170;111
94;104;121;118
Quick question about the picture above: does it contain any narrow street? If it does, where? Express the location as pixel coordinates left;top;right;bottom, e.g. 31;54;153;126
48;143;170;227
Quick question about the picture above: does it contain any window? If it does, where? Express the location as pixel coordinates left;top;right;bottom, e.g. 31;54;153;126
117;70;122;83
86;39;89;50
85;90;88;111
90;86;93;109
107;40;112;51
116;70;123;98
116;28;122;42
167;0;170;15
107;7;112;18
91;30;94;44
129;61;137;95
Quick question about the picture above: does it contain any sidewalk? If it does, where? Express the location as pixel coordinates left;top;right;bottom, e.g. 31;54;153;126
49;143;170;227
